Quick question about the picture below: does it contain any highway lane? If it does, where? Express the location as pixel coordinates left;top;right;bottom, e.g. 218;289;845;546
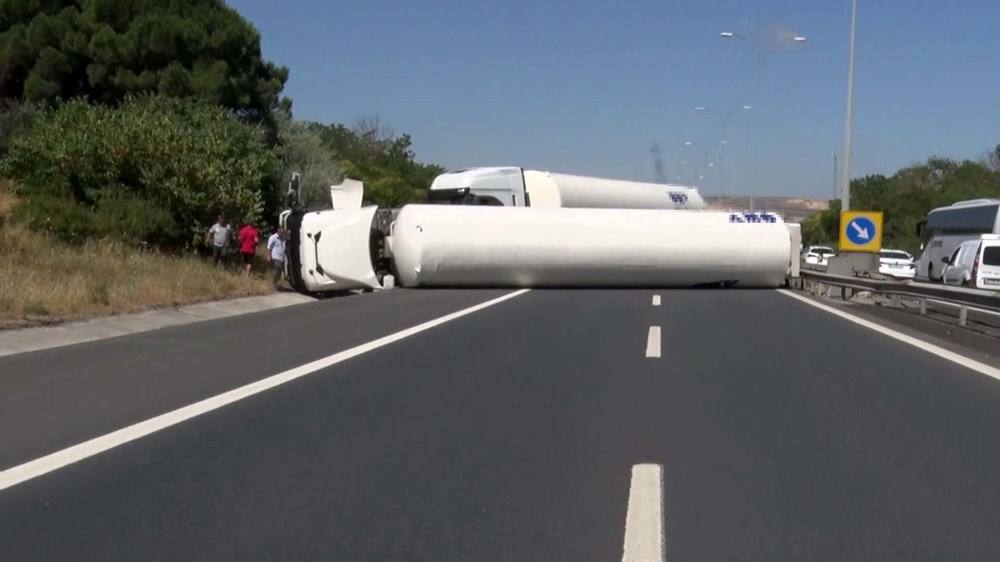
0;289;511;469
2;289;1000;560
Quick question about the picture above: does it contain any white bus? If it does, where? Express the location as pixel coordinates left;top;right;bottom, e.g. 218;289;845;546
916;199;1000;281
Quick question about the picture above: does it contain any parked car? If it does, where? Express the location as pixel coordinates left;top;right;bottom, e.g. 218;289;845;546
940;235;1000;289
878;249;916;279
803;245;836;266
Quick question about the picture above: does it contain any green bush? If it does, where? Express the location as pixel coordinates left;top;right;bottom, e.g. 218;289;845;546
2;96;279;247
10;192;95;243
0;100;37;158
92;189;180;246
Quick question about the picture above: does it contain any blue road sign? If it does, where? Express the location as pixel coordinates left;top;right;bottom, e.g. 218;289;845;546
845;216;877;246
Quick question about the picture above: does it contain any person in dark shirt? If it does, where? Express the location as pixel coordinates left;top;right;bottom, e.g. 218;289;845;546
238;223;260;276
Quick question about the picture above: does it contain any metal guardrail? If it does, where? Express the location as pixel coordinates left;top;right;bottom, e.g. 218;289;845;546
795;270;1000;327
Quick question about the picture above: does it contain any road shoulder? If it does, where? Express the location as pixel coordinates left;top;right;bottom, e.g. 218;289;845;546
0;292;317;357
780;289;1000;373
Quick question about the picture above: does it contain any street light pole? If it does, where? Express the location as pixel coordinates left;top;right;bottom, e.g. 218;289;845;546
701;150;710;188
831;152;838;200
696;105;750;205
719;131;727;206
682;140;695;184
841;0;857;212
722;30;806;212
750;50;761;211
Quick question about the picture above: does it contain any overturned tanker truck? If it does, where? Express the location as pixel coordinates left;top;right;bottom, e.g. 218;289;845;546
279;167;801;294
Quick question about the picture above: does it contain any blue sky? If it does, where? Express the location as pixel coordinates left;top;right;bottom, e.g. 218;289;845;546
231;0;1000;198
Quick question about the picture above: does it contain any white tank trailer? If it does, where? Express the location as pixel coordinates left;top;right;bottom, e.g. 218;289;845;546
392;205;790;288
426;167;706;210
283;204;800;294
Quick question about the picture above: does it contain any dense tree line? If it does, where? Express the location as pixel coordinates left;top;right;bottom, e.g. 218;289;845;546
802;147;1000;254
0;0;287;120
0;0;442;249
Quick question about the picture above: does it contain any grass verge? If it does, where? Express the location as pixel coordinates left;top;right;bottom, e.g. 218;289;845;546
0;184;274;328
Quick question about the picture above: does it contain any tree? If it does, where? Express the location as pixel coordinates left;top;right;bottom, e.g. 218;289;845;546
801;199;840;246
274;109;342;209
0;0;287;121
800;152;1000;254
311;115;445;207
986;144;1000;173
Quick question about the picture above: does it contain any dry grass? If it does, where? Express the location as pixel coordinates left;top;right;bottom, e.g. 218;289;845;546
0;184;274;328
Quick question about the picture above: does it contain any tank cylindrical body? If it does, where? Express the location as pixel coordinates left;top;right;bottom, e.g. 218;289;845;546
523;170;706;210
391;205;790;288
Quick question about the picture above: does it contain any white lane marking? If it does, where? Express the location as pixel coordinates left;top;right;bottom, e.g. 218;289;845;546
652;295;661;307
646;326;661;358
0;290;531;491
779;289;1000;381
622;463;665;562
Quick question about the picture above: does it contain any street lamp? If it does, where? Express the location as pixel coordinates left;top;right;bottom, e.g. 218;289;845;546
831;152;838;200
681;141;697;183
841;0;858;211
696;105;751;204
721;29;807;211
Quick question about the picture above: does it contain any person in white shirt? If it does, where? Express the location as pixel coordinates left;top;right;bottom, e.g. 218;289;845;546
267;226;286;287
206;215;232;268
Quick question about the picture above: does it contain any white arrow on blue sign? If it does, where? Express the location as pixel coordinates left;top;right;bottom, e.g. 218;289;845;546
846;216;877;245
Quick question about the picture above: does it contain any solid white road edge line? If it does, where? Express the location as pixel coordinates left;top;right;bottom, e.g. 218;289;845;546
622;463;665;562
646;326;661;358
0;289;531;491
652;295;661;307
779;289;1000;382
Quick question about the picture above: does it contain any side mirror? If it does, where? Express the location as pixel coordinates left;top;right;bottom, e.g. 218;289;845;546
285;172;301;209
941;257;950;264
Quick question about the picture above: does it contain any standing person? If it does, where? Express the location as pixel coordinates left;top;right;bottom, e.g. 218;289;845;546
238;222;260;276
207;215;231;269
267;226;286;288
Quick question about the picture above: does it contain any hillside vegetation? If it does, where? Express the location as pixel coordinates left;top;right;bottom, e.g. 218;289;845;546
802;149;1000;253
0;183;271;327
0;0;443;325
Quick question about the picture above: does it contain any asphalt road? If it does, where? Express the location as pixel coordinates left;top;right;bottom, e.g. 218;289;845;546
2;289;1000;561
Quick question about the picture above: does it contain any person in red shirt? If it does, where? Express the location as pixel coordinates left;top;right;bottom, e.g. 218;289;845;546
238;223;260;276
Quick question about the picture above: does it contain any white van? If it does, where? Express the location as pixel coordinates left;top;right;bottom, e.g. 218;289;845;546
940;235;1000;289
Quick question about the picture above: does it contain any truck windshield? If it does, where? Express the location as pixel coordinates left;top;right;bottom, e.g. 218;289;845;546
426;188;504;206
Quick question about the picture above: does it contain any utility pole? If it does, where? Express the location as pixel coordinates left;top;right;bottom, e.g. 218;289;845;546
841;0;858;211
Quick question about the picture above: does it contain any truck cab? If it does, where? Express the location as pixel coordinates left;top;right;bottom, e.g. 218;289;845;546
426;167;527;207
